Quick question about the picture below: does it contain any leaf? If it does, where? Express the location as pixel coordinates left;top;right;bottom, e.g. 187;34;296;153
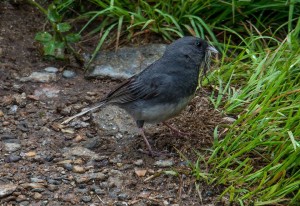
66;33;81;43
43;40;56;56
47;5;61;23
164;170;178;176
57;22;72;32
35;32;52;43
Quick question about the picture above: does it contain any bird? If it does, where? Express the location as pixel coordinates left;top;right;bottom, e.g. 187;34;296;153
62;36;218;156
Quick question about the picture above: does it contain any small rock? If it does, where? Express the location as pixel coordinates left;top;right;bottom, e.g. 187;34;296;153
74;134;85;142
30;178;45;183
0;184;17;198
118;193;129;201
0;110;4;117
81;195;92;202
63;70;76;78
63;146;100;160
63;163;73;171
9;105;18;114
24;151;36;157
114;202;128;206
134;169;147;177
44;66;58;73
3;121;10;126
60;106;72;115
60;193;78;204
72;165;86;173
95;188;105;195
21;183;45;190
34;85;60;98
19;201;30;206
74;172;106;184
33;192;42;199
222;116;236;123
47;179;61;185
20;72;57;83
16;194;27;202
4;154;21;162
70;120;90;129
47;184;58;191
107;170;124;188
154;159;174;167
4;142;21;152
133;159;144;166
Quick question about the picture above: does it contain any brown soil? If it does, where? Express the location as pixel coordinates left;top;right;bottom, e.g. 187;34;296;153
0;2;226;206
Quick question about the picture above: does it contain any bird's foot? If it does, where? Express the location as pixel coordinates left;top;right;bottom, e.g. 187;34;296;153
163;122;191;137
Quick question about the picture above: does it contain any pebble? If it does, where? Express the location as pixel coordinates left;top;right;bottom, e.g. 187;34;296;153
19;201;30;206
16;194;27;202
63;146;100;160
114;202;128;206
4;154;21;162
117;193;129;201
9;105;18;114
63;163;73;171
33;192;42;200
95;188;105;195
74;172;106;184
30;178;45;183
47;184;58;191
133;159;144;166
21;183;45;189
154;159;174;167
4;142;21;152
47;179;61;185
0;184;17;198
72;165;86;173
44;66;58;73
81;195;92;202
63;70;76;78
0;110;4;116
222;116;236;123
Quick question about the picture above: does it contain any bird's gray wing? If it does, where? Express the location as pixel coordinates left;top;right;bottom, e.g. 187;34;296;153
105;73;171;104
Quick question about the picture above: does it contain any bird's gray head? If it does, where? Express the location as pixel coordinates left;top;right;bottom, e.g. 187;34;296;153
164;36;218;76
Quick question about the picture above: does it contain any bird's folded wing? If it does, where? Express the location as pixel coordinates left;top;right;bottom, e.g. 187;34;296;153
106;74;171;104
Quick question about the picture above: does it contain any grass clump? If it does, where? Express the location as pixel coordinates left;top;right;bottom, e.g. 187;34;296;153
202;22;300;205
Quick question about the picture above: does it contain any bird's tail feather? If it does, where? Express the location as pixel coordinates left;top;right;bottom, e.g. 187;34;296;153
61;101;106;124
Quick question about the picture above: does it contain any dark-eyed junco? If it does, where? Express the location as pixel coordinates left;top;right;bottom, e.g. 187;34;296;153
62;36;218;156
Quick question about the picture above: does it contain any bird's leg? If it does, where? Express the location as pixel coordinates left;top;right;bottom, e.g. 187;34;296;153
136;120;154;156
163;121;190;137
138;127;154;156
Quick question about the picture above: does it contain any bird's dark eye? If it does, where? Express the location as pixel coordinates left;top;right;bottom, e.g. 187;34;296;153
195;40;201;46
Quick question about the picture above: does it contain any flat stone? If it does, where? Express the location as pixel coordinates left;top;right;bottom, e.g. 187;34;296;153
4;154;21;162
4;142;21;152
81;195;92;202
0;184;17;198
87;44;166;80
20;71;57;83
63;146;100;160
34;85;60;98
222;116;236;123
154;159;174;167
44;66;58;73
72;165;86;173
62;70;76;78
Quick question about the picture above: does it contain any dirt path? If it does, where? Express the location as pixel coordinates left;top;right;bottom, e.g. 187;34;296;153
0;3;224;205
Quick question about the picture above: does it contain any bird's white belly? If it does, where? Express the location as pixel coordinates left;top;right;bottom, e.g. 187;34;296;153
133;96;193;123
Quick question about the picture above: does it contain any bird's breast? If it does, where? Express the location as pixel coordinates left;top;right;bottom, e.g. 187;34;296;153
125;95;194;123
